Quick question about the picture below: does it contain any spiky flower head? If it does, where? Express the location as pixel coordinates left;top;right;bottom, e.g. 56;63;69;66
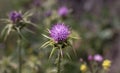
58;6;69;17
94;54;103;62
50;23;70;43
1;10;34;40
9;11;22;24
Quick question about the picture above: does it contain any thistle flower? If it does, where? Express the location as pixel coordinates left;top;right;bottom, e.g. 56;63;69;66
42;23;79;73
102;59;111;70
9;11;22;24
88;55;93;61
50;23;70;43
1;10;34;40
80;64;87;72
41;23;79;59
58;6;69;17
94;54;103;62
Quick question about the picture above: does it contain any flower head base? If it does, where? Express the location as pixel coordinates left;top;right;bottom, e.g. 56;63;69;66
94;54;103;62
50;23;70;43
80;64;87;72
9;11;22;24
102;59;111;70
58;6;69;17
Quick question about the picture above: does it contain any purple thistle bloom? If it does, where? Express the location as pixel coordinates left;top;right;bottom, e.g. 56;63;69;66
50;23;70;43
94;54;103;62
88;55;93;61
9;11;22;23
58;6;69;17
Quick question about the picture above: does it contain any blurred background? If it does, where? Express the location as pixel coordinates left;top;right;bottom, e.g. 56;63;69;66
0;0;120;73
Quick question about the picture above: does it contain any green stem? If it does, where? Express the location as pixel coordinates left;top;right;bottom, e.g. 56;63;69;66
57;48;62;73
17;29;22;73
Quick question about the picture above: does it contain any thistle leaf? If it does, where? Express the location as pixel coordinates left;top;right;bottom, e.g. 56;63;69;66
0;19;11;23
4;24;12;41
69;36;80;39
66;52;71;60
42;34;51;39
1;25;9;37
24;21;40;29
24;28;35;34
23;10;33;18
16;28;27;41
60;46;63;58
29;22;40;29
69;30;80;39
47;28;50;33
49;47;56;59
68;40;77;57
40;41;51;48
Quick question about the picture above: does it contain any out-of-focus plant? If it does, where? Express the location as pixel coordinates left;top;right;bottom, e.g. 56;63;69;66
0;57;17;73
80;54;112;73
1;10;35;73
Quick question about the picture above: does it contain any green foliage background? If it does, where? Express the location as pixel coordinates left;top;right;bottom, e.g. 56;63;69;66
0;0;120;73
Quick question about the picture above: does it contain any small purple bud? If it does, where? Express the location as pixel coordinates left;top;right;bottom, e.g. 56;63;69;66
45;10;52;17
50;23;70;43
9;11;22;23
88;55;93;61
33;0;41;7
58;6;69;17
94;54;103;62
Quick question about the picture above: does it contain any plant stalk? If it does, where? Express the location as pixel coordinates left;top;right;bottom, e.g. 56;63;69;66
17;29;22;73
57;48;62;73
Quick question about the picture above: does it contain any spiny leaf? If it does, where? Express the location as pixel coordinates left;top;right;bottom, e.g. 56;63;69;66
42;34;51;39
24;28;35;34
49;47;56;59
68;40;77;57
16;28;27;41
69;36;81;39
66;52;71;60
4;24;13;41
1;25;9;37
0;19;11;23
69;30;80;39
47;28;50;33
40;41;51;48
24;21;40;29
29;22;40;29
60;46;63;58
23;10;33;18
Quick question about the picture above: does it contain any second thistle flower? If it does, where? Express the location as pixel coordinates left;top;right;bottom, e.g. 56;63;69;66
9;11;22;24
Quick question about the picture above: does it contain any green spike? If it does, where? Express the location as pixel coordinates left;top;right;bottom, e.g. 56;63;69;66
42;34;51;39
40;41;51;48
60;46;63;58
66;52;71;60
49;47;56;59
